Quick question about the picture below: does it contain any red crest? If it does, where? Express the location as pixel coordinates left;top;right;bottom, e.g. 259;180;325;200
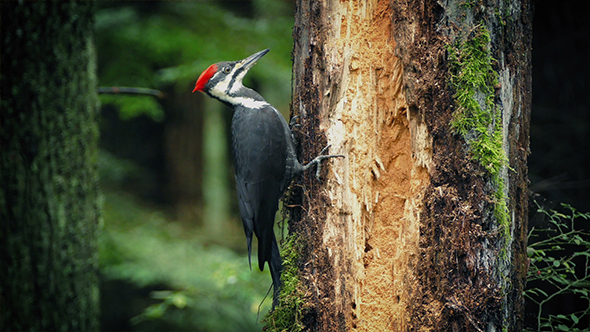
193;64;218;92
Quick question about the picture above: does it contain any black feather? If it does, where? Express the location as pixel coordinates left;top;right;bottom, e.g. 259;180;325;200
232;102;301;305
198;50;304;307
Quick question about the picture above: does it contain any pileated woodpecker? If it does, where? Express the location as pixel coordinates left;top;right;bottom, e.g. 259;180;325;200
193;49;342;306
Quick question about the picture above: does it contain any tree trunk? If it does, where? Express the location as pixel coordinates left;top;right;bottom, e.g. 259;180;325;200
284;0;532;331
163;84;205;225
0;2;100;331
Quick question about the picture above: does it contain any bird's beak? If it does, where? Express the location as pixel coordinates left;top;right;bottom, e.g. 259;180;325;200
237;49;269;72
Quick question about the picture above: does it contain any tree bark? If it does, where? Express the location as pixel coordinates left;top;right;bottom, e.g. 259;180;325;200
287;0;531;331
0;2;100;331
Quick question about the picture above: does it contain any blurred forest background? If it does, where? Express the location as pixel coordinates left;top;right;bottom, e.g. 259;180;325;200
94;0;588;331
96;1;293;331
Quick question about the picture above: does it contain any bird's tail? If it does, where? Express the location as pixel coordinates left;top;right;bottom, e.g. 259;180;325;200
269;235;283;308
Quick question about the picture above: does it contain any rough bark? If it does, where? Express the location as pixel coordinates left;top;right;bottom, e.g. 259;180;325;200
0;2;100;331
288;0;531;331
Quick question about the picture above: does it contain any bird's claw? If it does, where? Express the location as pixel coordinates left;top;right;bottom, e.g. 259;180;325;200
303;144;345;181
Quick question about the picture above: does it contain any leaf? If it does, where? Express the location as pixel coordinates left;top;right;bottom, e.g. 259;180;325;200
172;292;187;309
527;247;535;257
571;314;579;324
551;275;568;286
151;290;173;299
145;303;166;319
572;235;585;245
554;212;568;219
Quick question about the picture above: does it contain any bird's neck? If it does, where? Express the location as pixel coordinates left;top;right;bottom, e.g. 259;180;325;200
211;86;269;110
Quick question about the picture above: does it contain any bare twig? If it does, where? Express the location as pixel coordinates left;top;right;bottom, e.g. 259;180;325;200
98;87;165;98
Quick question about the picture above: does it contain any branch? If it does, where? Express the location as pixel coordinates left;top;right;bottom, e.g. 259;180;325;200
98;87;166;98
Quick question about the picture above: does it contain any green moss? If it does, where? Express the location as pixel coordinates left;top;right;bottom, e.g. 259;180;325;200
459;0;476;9
494;7;507;26
447;26;510;239
263;234;306;332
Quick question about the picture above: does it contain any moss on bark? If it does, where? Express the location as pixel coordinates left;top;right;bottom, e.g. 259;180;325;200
446;26;511;241
263;234;306;332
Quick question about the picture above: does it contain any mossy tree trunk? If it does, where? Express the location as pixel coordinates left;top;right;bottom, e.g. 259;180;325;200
0;1;100;331
282;0;532;331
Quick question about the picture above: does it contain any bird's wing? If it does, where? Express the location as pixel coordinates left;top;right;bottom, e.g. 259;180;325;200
231;104;288;272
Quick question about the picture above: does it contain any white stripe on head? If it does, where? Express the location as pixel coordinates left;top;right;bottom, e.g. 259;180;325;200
208;61;268;109
209;87;269;109
230;70;248;94
210;62;246;95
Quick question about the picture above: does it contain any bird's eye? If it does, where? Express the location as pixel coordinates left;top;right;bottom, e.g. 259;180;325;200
223;66;231;74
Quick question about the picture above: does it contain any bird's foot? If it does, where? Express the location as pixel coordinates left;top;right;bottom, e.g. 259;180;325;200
302;145;345;180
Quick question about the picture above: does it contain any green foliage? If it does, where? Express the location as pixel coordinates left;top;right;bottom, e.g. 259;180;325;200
525;202;590;332
95;0;294;120
100;189;272;332
96;2;296;330
263;234;306;332
97;150;150;187
447;26;510;237
99;94;164;121
201;101;232;238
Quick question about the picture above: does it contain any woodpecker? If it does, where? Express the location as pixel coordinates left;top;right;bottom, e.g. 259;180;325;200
193;49;342;306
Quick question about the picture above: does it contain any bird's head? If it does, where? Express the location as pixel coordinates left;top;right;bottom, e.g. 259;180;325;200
193;49;269;106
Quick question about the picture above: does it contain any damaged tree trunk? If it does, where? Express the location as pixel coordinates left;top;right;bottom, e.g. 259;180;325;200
283;0;532;331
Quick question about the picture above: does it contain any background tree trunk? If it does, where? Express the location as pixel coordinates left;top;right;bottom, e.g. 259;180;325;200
288;0;531;331
162;85;205;225
0;2;100;331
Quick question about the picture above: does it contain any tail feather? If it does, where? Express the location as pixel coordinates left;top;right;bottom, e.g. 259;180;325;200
246;235;253;270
